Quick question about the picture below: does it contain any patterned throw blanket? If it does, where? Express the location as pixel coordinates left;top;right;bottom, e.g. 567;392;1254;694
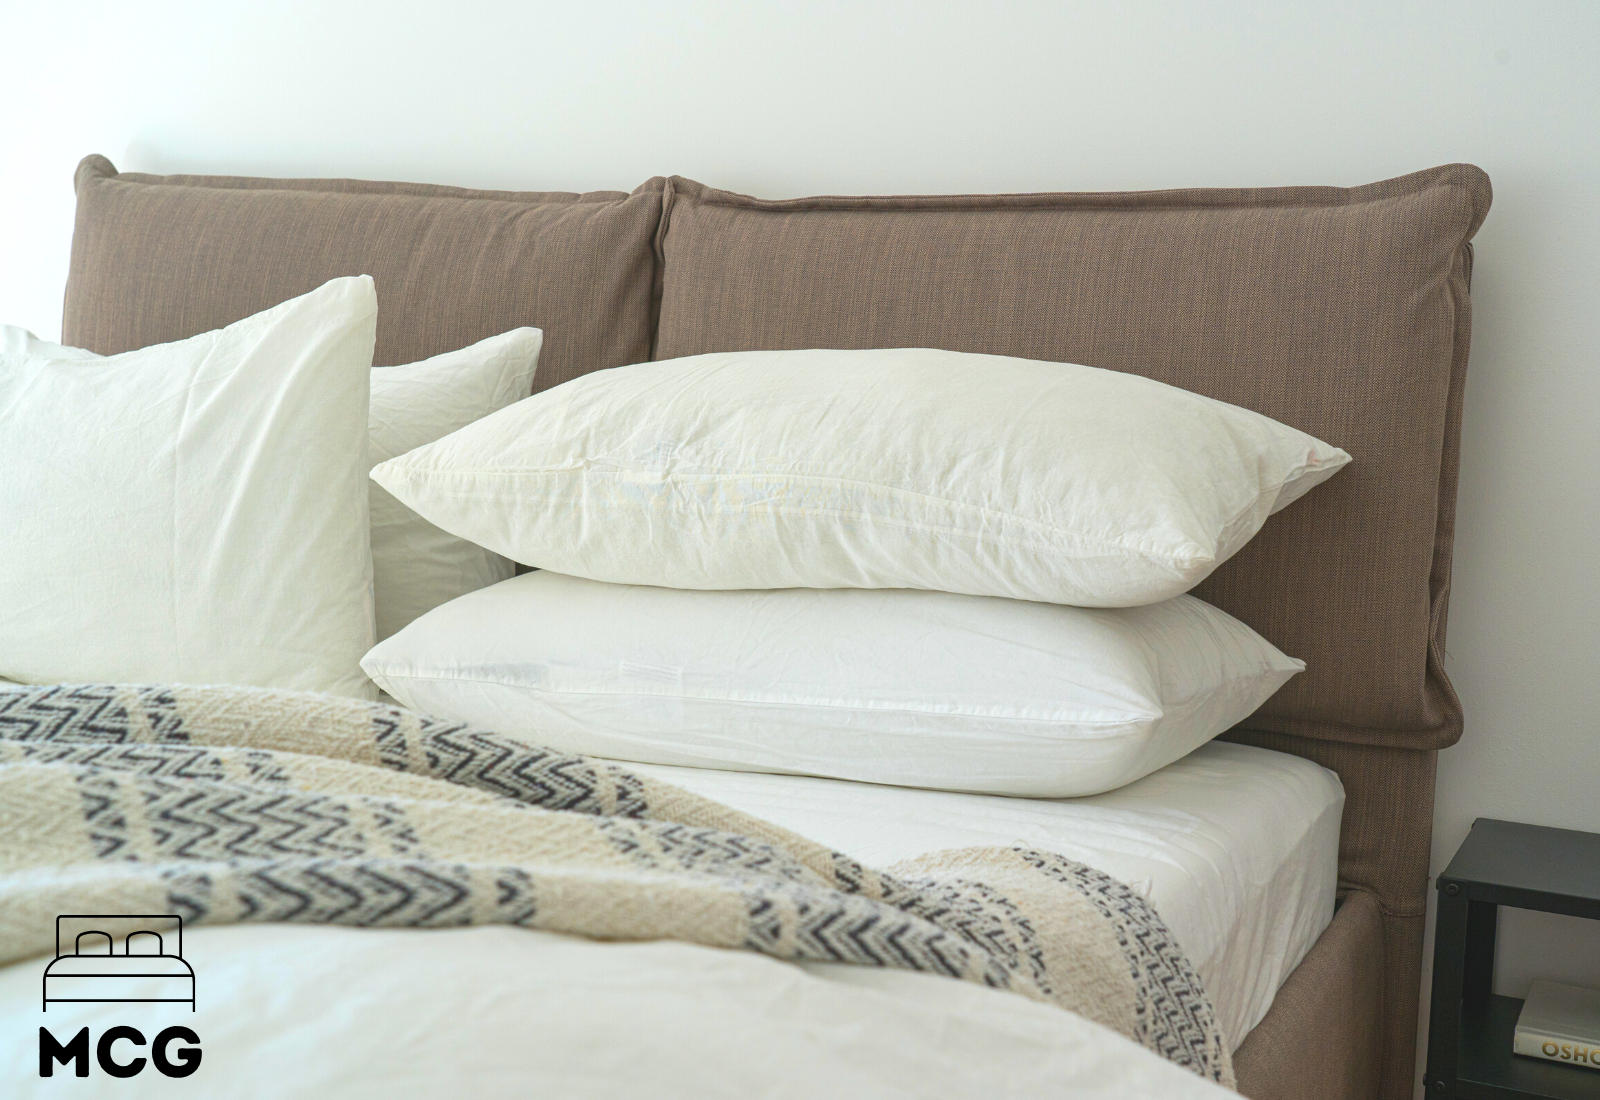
0;683;1232;1086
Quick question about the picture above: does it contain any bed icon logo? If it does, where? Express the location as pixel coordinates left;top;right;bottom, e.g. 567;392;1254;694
38;914;201;1079
43;914;195;1012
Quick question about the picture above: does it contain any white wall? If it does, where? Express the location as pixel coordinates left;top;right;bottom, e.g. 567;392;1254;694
5;0;1598;1087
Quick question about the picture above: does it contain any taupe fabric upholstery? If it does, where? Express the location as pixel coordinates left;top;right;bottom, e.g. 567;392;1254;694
1233;730;1438;1100
1234;890;1385;1099
63;156;663;389
655;169;1489;754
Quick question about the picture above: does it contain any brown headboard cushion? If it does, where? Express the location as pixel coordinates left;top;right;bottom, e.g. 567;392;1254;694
62;156;664;389
655;168;1491;754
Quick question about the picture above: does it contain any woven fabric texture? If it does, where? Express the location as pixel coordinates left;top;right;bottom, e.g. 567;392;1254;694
63;156;662;391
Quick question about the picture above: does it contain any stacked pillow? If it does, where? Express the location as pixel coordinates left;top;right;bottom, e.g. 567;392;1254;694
364;346;1349;796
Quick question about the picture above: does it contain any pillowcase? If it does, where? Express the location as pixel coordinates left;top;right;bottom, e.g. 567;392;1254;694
0;276;378;697
361;571;1305;797
371;348;1350;607
367;330;542;637
3;324;543;642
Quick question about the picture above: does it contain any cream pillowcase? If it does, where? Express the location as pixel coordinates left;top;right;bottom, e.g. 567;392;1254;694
362;571;1305;797
371;347;1350;607
0;277;378;697
3;323;542;643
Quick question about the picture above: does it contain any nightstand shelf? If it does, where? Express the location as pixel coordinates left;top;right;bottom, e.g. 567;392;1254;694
1426;819;1600;1099
1455;994;1596;1099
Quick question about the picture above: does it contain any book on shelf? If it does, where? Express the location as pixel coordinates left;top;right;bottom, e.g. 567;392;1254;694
1514;980;1600;1071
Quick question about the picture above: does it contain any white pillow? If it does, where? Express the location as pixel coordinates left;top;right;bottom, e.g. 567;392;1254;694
3;324;542;642
361;571;1305;797
372;348;1350;607
367;329;542;638
0;277;378;697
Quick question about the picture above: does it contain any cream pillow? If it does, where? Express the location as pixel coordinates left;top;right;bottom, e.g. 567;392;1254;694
372;348;1350;607
0;277;378;697
3;323;542;642
362;572;1304;797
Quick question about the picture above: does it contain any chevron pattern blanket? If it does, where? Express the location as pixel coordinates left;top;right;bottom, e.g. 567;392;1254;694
0;683;1231;1085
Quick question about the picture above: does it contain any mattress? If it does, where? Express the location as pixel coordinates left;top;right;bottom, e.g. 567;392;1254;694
631;738;1344;1046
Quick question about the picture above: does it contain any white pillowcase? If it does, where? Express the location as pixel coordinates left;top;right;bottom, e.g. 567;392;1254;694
361;571;1304;797
3;323;542;643
0;277;378;697
372;348;1350;607
367;329;542;638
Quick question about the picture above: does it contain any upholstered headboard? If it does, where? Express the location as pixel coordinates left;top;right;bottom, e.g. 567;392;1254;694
61;156;1489;1100
62;155;664;389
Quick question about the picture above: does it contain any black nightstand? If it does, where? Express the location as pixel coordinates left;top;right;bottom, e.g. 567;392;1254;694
1426;818;1600;1099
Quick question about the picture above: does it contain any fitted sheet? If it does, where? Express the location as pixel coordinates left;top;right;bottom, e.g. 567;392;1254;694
631;738;1343;1047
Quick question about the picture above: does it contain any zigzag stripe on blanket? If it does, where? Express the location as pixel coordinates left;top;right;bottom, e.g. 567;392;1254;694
0;683;1232;1085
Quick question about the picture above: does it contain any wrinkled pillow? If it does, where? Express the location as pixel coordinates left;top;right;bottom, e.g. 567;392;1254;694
373;347;1349;607
3;322;542;642
0;277;378;696
363;571;1305;797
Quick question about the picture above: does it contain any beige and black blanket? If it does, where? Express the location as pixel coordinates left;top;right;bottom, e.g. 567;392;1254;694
0;683;1231;1086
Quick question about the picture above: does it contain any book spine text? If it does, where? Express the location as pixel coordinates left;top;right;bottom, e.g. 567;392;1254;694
1515;1030;1600;1070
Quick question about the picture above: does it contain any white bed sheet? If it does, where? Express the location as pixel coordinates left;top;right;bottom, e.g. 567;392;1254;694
631;738;1344;1047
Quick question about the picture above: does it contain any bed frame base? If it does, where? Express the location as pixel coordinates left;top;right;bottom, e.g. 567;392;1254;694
1235;891;1385;1098
1229;732;1439;1100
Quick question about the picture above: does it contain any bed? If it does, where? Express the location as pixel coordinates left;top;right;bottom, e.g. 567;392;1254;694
0;155;1489;1099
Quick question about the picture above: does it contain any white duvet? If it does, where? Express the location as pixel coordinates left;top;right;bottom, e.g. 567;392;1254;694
1;923;1237;1098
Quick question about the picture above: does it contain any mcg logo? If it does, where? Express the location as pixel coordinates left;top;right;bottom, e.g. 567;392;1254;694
37;914;202;1080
